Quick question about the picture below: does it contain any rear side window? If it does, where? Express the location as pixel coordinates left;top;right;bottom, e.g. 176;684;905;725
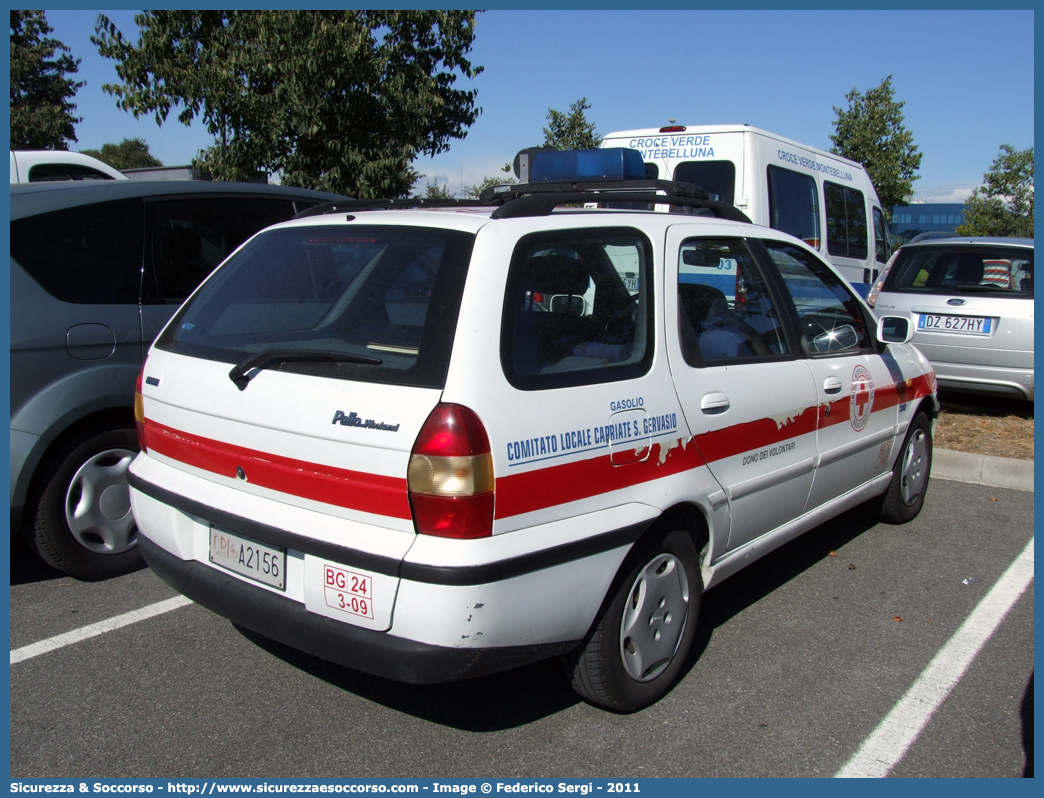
824;182;868;260
677;238;790;366
767;166;821;249
885;246;1034;298
762;239;873;356
156;225;475;389
27;163;116;182
674;161;736;204
145;197;299;304
501;228;654;390
10;198;144;304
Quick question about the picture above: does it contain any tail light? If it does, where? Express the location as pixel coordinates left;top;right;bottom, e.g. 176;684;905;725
865;258;895;308
407;403;494;539
134;363;148;452
659;125;687;133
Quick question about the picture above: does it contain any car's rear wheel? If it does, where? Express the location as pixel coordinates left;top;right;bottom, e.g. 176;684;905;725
565;529;701;712
26;422;143;580
876;411;932;524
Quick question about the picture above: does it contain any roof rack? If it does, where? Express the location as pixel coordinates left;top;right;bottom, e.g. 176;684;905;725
294;182;751;224
292;148;753;224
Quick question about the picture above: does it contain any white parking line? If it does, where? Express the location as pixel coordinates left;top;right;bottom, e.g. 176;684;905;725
835;537;1034;778
10;595;194;665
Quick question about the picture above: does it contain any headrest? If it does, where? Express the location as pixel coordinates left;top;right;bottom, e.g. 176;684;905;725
523;255;590;295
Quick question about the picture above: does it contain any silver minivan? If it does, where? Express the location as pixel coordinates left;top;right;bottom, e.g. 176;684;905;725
10;180;345;579
869;237;1034;400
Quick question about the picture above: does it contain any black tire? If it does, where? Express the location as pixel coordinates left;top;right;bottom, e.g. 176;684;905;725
876;412;932;525
25;422;143;580
565;529;702;712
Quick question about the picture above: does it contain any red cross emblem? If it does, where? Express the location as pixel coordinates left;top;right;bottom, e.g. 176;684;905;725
850;365;875;431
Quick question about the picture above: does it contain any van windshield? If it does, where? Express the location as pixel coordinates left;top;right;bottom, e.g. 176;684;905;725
155;224;475;388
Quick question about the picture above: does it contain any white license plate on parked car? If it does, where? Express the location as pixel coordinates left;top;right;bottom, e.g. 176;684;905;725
917;313;993;336
622;277;639;291
209;527;286;590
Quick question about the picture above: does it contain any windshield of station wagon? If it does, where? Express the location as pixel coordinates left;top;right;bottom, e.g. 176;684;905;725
155;225;475;388
886;245;1034;298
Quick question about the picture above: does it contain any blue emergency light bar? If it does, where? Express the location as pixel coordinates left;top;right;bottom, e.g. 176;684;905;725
528;148;646;183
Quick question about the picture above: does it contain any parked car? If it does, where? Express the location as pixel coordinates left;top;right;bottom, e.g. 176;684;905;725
10;179;347;579
10;150;129;183
868;237;1033;400
129;149;937;711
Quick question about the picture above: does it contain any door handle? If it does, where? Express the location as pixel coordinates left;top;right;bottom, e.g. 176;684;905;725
823;376;843;395
701;392;730;413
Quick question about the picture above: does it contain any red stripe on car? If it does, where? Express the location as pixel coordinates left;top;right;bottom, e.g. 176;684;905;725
139;419;412;519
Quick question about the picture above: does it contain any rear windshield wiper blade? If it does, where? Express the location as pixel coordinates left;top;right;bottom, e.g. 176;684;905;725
229;349;382;390
949;286;1015;297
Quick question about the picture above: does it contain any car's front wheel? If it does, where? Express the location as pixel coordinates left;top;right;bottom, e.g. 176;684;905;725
876;411;932;524
26;422;143;580
565;529;701;712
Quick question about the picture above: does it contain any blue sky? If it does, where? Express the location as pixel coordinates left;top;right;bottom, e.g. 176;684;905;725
44;8;1034;203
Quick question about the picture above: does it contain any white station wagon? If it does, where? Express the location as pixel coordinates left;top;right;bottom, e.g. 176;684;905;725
130;149;938;711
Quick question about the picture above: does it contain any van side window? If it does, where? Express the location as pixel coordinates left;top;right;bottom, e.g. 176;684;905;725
824;182;868;260
762;239;872;356
502;228;654;390
767;166;821;249
674;161;736;204
873;206;891;264
10;198;144;304
677;238;790;366
145;198;297;303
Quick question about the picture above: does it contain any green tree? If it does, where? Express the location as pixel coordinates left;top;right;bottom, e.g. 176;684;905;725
955;144;1034;238
81;137;163;170
464;163;516;198
543;97;601;150
830;75;922;217
92;10;482;197
420;179;454;200
10;10;83;149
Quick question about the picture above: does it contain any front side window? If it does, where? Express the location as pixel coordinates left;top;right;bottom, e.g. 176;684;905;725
156;225;475;389
762;239;872;356
677;238;790;366
884;245;1034;298
146;197;299;303
10;198;144;304
767;166;820;248
824;182;868;260
501;228;653;389
674;161;736;204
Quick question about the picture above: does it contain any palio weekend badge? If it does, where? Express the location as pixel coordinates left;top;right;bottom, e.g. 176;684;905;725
850;365;875;431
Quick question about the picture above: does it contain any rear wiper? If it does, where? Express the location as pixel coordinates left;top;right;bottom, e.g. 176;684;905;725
953;284;1012;293
229;349;382;391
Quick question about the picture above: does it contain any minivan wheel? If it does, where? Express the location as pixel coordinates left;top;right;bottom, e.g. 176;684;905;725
27;423;143;580
565;529;701;712
875;412;932;525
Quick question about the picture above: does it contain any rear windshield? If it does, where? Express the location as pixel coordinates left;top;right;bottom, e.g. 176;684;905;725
884;245;1033;298
155;224;475;388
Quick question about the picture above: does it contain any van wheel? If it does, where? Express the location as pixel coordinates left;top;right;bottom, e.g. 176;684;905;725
876;412;932;525
565;529;701;712
26;423;143;580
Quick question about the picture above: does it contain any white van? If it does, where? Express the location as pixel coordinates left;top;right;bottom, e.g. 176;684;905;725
10;150;129;184
600;124;893;289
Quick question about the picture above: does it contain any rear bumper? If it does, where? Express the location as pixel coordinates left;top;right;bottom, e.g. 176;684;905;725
140;533;577;683
930;361;1033;401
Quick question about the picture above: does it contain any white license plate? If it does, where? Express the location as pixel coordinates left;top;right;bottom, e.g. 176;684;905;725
622;277;639;291
209;527;286;590
917;313;993;336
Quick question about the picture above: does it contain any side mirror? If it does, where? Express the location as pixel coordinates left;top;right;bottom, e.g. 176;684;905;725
877;315;914;344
